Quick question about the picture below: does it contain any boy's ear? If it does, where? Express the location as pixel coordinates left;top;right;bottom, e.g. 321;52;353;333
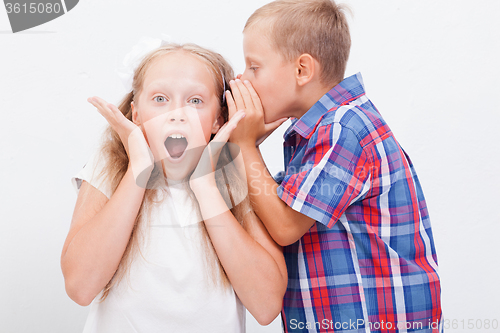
295;54;316;87
211;114;225;134
131;101;141;125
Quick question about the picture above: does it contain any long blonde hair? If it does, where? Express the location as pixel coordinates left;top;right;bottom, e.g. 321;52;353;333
97;43;250;301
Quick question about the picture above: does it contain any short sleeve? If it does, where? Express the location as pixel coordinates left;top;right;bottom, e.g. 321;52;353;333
71;149;113;199
277;123;371;228
273;171;286;185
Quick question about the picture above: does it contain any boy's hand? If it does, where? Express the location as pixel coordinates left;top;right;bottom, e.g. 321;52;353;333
226;79;287;148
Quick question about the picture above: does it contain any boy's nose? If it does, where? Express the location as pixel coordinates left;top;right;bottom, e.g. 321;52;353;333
237;73;246;81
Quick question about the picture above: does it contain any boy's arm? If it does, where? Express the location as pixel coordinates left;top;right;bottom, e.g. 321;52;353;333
227;79;315;246
240;144;316;246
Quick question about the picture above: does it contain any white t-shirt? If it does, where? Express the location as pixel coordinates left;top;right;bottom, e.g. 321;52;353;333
72;151;246;333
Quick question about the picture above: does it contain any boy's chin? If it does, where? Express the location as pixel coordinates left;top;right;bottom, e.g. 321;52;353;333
264;113;282;124
263;112;273;124
262;105;287;123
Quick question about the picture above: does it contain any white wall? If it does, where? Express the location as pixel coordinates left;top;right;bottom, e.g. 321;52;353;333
0;1;498;332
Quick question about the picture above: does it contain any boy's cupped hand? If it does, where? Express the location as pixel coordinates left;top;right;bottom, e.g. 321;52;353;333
226;79;287;148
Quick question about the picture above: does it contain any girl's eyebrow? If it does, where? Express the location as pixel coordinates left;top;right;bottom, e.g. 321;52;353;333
146;81;212;96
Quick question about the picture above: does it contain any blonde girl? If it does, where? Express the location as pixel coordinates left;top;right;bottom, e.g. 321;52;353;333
60;43;287;332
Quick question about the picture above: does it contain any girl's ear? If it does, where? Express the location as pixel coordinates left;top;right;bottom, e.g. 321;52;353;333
211;114;225;134
131;101;141;125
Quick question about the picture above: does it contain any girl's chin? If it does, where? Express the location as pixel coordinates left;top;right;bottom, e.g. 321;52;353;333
152;146;205;183
161;164;191;182
165;174;188;183
161;159;198;183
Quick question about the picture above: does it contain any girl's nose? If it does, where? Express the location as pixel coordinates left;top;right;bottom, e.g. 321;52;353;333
168;107;186;123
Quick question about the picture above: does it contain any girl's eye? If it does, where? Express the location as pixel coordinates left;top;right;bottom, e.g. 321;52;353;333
154;96;167;103
250;67;258;72
190;98;202;105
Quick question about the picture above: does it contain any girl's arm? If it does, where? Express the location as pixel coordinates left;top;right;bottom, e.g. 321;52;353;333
195;186;287;326
61;97;153;306
61;169;147;306
190;110;287;325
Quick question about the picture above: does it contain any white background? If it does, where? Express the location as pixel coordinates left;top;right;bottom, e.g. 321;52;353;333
1;0;499;332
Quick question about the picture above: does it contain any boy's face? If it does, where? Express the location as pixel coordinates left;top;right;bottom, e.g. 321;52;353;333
241;27;297;122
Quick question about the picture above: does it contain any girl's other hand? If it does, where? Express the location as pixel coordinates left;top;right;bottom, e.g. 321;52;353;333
88;96;154;186
189;110;246;193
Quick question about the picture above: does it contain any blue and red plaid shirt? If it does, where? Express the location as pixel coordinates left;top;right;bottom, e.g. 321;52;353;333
275;73;442;332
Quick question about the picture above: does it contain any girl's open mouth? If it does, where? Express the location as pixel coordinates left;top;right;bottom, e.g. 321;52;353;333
164;134;188;159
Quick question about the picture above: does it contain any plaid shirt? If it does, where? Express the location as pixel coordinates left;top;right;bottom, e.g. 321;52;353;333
275;73;442;332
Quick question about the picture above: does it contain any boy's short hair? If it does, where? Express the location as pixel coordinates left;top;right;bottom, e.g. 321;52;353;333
244;0;351;85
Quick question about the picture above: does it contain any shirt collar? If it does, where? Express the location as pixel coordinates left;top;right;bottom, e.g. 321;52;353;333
284;72;366;140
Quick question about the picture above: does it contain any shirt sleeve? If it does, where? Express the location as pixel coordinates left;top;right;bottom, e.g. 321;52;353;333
71;149;113;199
273;171;286;185
277;123;371;228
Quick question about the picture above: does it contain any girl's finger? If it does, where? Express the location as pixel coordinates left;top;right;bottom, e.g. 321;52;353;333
87;97;102;110
88;96;111;114
213;110;246;143
229;109;246;126
91;96;111;111
88;96;133;132
223;109;246;138
225;91;237;119
107;102;130;127
107;102;121;115
88;97;113;122
215;122;230;137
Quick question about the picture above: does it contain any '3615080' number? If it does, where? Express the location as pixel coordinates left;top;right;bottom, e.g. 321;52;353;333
5;2;61;14
443;318;498;330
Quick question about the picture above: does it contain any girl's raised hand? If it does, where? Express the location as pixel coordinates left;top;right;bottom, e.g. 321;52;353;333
88;96;154;187
189;110;246;192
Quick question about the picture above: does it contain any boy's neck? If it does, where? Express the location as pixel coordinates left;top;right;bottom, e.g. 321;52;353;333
292;79;340;119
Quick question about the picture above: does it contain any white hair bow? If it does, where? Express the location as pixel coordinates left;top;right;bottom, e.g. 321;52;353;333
116;34;174;92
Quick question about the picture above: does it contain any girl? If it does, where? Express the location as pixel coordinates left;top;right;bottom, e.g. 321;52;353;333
60;43;287;332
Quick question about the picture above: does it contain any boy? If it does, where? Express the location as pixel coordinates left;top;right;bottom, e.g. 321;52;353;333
226;0;442;332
